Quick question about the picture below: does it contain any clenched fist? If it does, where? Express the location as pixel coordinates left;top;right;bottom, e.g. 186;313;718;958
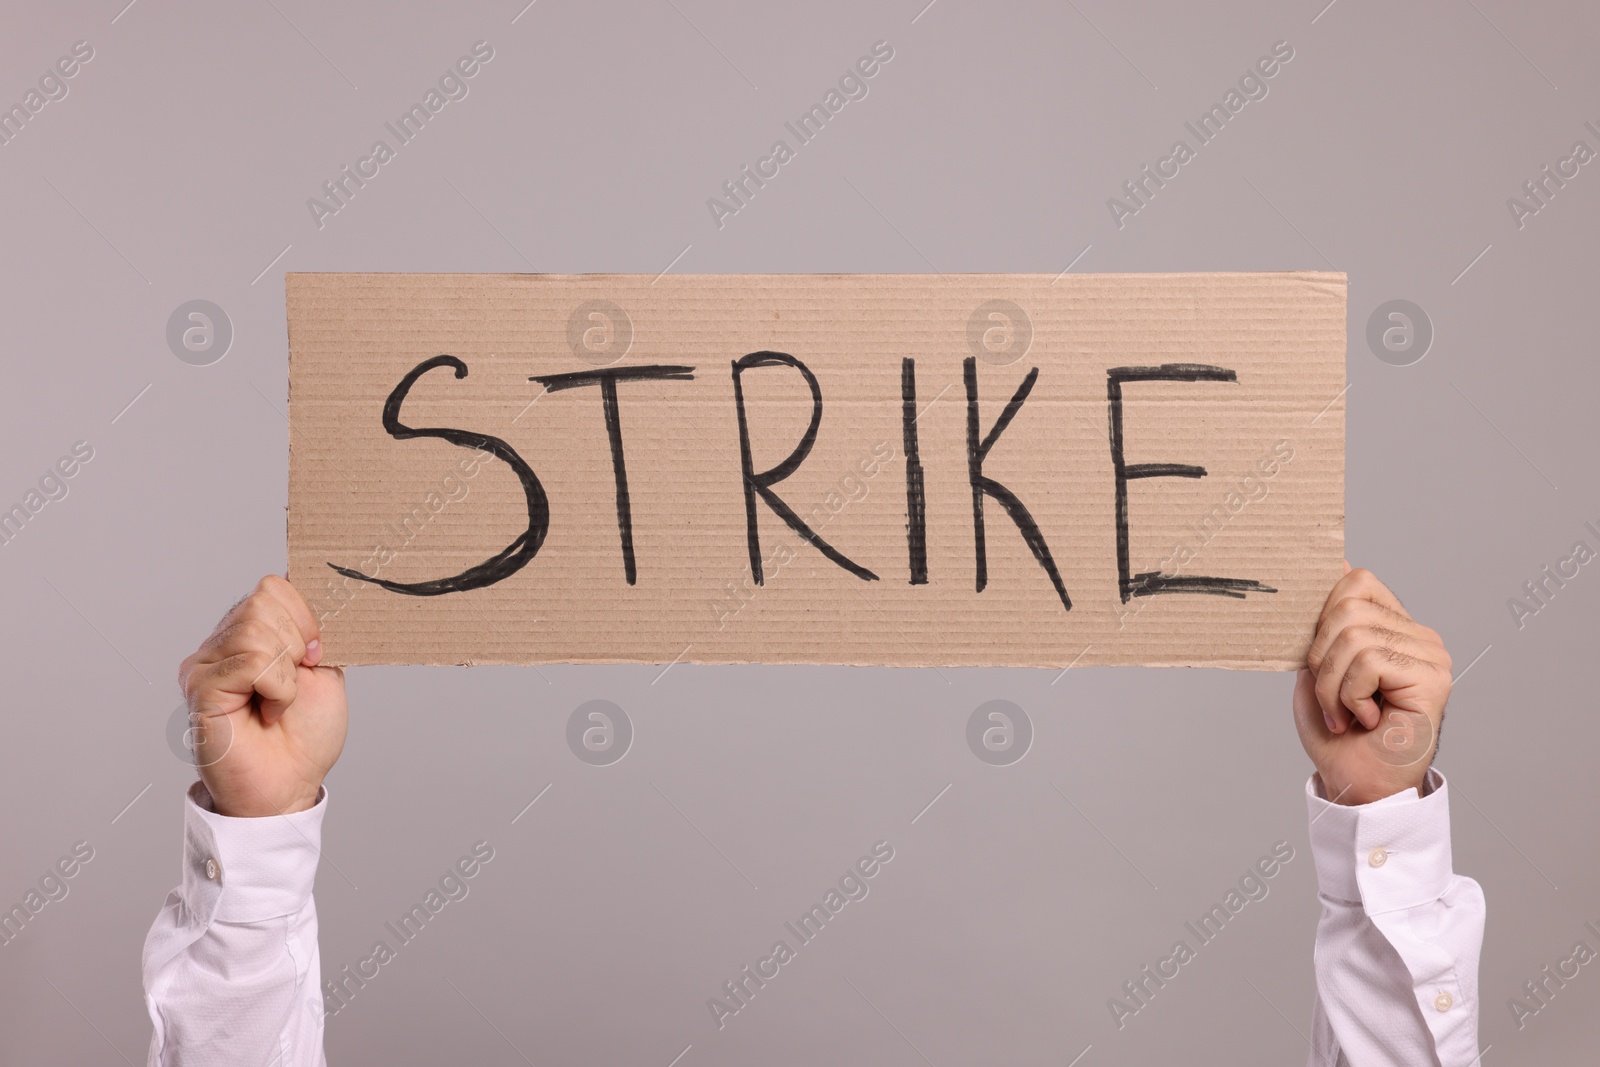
1293;564;1453;806
177;575;347;818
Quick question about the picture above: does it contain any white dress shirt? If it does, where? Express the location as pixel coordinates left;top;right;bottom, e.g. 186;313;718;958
1306;768;1485;1066
143;771;1484;1066
143;781;327;1067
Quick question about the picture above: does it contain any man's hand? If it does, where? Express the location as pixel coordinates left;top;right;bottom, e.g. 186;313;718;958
1293;564;1452;806
177;575;347;818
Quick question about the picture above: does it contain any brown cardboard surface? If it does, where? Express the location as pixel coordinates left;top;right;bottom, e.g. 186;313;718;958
285;272;1344;669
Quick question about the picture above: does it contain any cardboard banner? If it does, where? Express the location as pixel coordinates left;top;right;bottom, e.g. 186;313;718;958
286;272;1344;669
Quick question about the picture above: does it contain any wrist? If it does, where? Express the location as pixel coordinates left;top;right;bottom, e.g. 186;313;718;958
1316;769;1424;807
205;781;323;819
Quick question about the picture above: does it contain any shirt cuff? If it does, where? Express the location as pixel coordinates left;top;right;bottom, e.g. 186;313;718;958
179;781;328;926
1305;768;1453;914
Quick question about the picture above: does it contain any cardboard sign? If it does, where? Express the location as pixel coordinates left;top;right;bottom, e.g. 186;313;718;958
285;272;1344;669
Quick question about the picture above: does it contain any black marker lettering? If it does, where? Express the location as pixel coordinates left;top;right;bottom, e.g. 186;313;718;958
731;351;878;584
963;357;1071;612
1106;364;1278;602
328;355;548;595
531;365;696;585
901;357;928;585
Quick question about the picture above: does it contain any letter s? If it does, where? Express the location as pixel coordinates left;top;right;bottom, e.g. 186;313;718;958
327;356;549;596
872;40;894;62
871;840;895;863
472;839;496;863
72;40;95;62
472;40;495;62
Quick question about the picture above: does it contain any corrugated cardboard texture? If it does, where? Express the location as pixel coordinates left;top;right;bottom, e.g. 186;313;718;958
286;272;1344;669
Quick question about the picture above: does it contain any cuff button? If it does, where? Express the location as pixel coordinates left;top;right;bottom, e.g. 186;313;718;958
1434;992;1454;1012
204;857;221;882
1368;847;1388;868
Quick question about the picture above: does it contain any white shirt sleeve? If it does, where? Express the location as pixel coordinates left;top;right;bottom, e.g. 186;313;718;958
142;781;328;1067
1306;769;1485;1067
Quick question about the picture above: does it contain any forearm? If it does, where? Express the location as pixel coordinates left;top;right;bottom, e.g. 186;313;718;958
143;782;328;1067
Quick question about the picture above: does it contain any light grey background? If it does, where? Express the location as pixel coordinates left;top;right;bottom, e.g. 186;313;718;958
1;0;1596;1063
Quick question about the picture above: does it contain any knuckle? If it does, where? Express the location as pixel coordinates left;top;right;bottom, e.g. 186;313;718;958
1345;623;1380;647
233;618;272;650
1328;627;1363;657
280;578;309;611
1332;597;1379;628
277;614;305;649
1341;587;1394;619
1330;596;1362;622
1341;570;1374;598
232;600;270;631
1344;647;1381;684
